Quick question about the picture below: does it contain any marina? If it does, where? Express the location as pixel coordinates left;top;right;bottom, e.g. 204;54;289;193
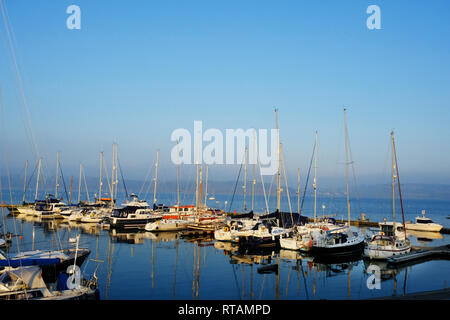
0;0;448;305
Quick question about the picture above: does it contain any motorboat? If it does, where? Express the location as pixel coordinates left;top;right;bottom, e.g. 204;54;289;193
405;210;443;232
144;219;190;232
108;194;162;229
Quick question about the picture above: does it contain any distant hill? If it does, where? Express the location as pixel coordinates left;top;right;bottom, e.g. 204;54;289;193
3;174;449;201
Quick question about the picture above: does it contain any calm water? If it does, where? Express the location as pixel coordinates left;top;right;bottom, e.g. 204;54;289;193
1;191;449;300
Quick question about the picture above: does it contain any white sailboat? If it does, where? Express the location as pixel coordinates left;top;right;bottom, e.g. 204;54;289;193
364;131;411;259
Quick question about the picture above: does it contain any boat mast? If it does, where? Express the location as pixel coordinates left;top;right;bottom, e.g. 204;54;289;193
69;176;73;205
251;131;256;212
55;152;59;199
99;152;103;201
344;109;351;228
313;131;318;223
391;132;396;236
243;146;248;212
34;158;42;201
153;150;160;206
110;143;117;207
198;165;203;222
297;168;300;214
78;163;82;204
204;165;208;209
176;139;180;209
22;160;28;203
275;108;281;212
392;132;408;239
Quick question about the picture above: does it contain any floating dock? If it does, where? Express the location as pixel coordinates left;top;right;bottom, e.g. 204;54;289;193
387;245;450;266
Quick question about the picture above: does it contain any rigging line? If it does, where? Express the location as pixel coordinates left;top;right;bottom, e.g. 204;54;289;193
346;127;362;216
266;169;275;209
299;137;316;216
228;160;244;213
117;155;128;199
281;146;294;226
82;165;90;203
0;0;40;162
393;136;407;238
138;158;155;198
0;90;12;203
58;156;69;202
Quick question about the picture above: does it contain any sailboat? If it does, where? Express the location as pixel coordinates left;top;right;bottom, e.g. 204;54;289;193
364;131;411;259
307;109;365;258
235;110;293;251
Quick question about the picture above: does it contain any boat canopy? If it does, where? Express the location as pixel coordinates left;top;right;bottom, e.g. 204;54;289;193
2;266;47;290
258;211;308;228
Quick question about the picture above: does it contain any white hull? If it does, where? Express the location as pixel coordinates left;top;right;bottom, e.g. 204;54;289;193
405;223;443;232
364;245;411;260
145;220;189;232
279;237;307;251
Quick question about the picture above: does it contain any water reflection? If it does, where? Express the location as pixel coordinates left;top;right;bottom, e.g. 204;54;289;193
2;213;449;300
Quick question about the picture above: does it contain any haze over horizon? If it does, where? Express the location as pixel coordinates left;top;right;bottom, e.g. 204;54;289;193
0;1;449;189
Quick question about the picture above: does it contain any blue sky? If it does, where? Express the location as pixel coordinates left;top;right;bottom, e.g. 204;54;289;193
0;0;449;187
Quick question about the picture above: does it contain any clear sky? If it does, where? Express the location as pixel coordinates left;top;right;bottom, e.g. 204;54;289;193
0;0;449;188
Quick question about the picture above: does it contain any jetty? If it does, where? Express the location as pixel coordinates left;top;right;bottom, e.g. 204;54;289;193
370;287;450;300
387;244;450;266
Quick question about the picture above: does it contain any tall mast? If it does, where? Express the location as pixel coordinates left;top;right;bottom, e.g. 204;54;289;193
275;108;281;212
153;150;160;206
69;176;73;205
243;146;248;212
22;160;28;203
204;165;208;209
198;165;203;221
297;168;301;214
252;132;256;212
78;163;82;204
252;162;255;212
195;131;200;215
344;109;351;228
111;143;117;207
176;140;180;209
391;132;396;234
99;152;103;200
55;152;60;198
35;158;42;201
313;131;318;223
114;144;119;200
392;133;407;239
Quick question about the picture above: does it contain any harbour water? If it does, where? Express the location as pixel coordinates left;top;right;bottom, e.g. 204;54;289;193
1;191;449;300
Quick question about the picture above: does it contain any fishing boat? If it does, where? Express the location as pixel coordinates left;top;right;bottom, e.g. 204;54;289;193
0;266;99;300
364;132;411;260
405;210;443;232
